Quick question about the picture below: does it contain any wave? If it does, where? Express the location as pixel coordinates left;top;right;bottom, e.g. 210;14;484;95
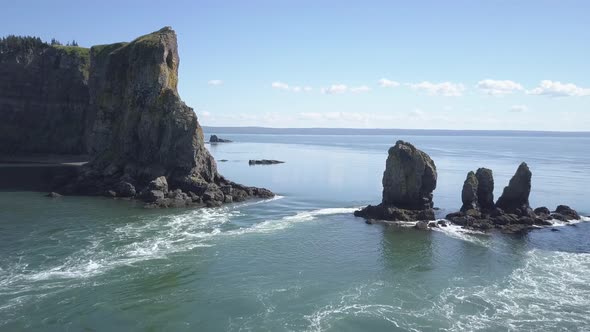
431;221;491;247
0;205;358;296
436;249;590;331
224;207;360;236
304;249;590;331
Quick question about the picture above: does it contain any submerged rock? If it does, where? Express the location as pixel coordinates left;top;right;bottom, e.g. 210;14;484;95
249;160;285;165
355;141;437;224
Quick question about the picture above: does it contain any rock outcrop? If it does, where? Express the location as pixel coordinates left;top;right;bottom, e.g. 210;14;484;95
475;168;495;210
381;141;437;210
249;159;285;165
1;28;273;207
209;135;232;143
0;37;91;154
495;162;532;214
354;141;437;223
446;162;581;233
461;171;479;211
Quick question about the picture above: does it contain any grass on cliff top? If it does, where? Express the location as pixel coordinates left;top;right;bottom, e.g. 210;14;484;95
91;42;129;60
130;27;173;47
52;45;90;61
52;45;90;79
89;27;172;61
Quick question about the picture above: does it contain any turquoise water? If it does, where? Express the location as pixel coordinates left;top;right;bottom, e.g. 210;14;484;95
1;133;589;331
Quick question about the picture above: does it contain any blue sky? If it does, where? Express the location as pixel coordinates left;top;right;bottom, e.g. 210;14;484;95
3;0;589;130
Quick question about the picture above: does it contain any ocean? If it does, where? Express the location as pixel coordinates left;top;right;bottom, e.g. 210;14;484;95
1;131;589;331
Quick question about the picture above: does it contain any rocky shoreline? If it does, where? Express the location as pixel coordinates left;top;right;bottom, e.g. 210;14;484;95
354;140;583;233
0;27;274;208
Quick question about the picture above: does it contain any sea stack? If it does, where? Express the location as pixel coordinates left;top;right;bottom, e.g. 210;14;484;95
446;162;582;232
495;162;532;214
354;141;437;222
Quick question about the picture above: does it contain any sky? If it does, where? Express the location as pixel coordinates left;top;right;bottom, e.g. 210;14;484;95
2;0;589;131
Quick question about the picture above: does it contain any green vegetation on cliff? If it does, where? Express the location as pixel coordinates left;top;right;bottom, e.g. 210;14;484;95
0;35;47;58
52;45;90;78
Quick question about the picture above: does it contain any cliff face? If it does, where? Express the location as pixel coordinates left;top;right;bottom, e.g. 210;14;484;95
69;27;273;206
0;43;91;154
86;27;215;185
1;28;273;206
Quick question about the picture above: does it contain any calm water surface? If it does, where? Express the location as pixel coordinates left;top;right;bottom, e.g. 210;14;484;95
1;133;589;331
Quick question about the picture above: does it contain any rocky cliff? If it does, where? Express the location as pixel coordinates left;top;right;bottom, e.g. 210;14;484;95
0;37;91;154
1;28;273;206
354;141;437;222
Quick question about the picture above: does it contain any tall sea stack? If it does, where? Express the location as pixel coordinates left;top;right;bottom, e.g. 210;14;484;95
354;141;437;222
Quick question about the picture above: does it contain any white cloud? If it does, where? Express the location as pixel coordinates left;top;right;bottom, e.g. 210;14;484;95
378;78;400;88
528;80;590;97
350;85;370;93
321;84;348;94
408;81;465;96
320;84;370;94
510;105;528;113
476;79;523;95
271;81;290;90
272;82;312;92
207;79;223;86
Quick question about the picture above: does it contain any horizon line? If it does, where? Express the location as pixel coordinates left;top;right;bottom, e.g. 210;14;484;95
202;126;590;135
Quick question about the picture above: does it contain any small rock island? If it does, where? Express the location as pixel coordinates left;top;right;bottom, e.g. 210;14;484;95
248;160;285;165
0;27;273;208
209;135;232;143
355;140;583;232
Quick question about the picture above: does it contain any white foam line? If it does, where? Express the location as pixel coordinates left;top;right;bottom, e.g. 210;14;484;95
225;207;360;236
0;206;359;290
543;215;588;227
230;195;285;209
431;221;490;246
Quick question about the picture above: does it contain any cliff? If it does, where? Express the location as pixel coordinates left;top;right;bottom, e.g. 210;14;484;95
0;28;273;206
0;37;91;154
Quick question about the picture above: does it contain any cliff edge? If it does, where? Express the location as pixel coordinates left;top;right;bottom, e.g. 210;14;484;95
1;28;273;207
